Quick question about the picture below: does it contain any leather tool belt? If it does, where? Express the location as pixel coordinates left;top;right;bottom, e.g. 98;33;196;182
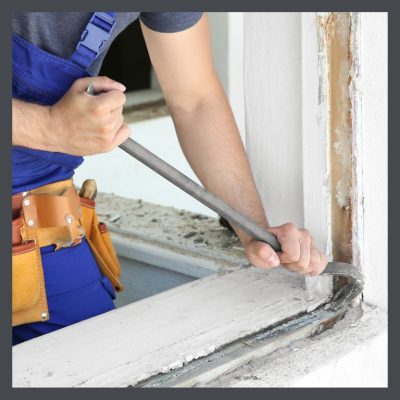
12;179;123;327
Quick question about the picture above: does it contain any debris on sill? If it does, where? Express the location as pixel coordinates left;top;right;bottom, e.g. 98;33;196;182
210;303;384;388
94;192;247;268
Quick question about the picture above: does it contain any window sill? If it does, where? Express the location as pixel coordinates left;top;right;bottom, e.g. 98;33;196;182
13;193;345;388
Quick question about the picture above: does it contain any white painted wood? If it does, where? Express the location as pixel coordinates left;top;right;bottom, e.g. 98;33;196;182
112;233;221;278
301;13;333;298
206;12;247;144
244;13;304;227
243;13;332;299
172;314;331;387
13;267;326;387
350;12;365;287
358;13;388;309
300;13;331;255
220;304;387;388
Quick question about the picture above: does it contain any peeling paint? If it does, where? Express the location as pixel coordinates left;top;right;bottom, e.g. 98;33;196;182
318;12;354;263
349;12;364;272
159;344;218;375
316;13;333;260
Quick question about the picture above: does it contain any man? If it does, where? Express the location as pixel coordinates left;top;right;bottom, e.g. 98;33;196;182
12;12;328;344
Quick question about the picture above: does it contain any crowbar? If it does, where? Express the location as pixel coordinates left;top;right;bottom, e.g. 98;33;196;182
87;82;364;312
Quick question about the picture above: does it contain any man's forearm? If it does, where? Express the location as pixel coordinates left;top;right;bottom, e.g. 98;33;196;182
169;84;269;246
12;77;129;155
12;99;51;149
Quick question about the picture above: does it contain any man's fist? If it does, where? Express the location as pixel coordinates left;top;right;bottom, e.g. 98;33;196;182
47;76;130;155
244;223;328;276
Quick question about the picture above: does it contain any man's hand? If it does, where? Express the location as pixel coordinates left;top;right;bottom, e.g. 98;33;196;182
49;76;130;155
141;16;328;278
13;76;130;156
244;223;328;276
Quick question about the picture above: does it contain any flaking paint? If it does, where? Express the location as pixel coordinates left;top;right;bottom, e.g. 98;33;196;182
318;13;354;263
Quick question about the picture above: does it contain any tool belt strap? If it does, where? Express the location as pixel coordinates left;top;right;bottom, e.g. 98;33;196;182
12;179;74;215
12;180;85;250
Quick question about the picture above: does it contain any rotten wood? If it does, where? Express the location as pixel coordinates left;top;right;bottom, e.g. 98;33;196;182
324;12;354;263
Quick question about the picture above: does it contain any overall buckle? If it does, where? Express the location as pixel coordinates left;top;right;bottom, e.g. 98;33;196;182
76;12;116;59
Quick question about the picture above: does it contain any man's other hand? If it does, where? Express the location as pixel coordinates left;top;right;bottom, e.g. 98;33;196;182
244;223;328;276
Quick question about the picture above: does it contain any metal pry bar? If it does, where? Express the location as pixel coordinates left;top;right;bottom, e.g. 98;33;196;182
87;81;364;311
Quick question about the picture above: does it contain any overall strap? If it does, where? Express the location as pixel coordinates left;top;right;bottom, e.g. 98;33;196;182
70;12;116;70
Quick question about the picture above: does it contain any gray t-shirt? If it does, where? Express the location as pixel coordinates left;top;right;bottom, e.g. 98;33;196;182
12;12;203;74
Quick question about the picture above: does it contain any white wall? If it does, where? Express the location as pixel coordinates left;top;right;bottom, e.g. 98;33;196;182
244;13;304;227
209;12;246;142
208;13;228;93
359;13;388;309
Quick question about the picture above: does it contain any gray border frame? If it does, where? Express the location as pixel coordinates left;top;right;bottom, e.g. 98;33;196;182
1;1;397;399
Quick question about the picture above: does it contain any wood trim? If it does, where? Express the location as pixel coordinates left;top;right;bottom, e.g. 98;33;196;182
321;12;354;263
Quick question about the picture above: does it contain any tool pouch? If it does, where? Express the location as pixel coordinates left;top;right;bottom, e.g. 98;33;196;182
12;238;49;327
11;179;123;327
80;197;123;292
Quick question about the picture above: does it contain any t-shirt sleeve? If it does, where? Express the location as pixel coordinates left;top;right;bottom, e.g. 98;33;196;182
139;12;203;33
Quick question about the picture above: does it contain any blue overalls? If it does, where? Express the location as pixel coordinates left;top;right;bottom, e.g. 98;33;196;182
12;12;118;345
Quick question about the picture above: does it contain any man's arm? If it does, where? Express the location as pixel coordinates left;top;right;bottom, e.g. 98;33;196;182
12;77;129;156
141;14;328;275
13;99;51;148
